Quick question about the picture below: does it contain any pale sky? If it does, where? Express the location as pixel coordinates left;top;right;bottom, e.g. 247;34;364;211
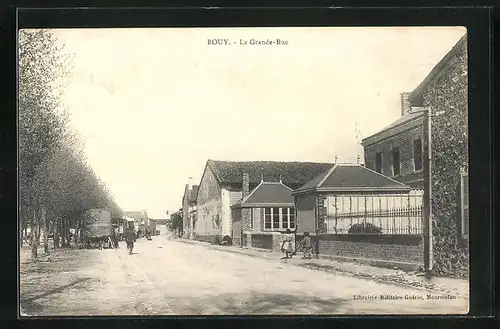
50;27;466;218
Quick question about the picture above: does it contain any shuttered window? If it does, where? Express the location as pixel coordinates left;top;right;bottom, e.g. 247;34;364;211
461;172;469;238
375;152;382;173
413;139;423;171
392;147;401;176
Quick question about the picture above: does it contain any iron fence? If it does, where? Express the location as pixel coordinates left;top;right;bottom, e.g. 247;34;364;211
324;190;424;235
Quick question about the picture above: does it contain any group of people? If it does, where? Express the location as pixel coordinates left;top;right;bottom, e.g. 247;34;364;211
281;229;315;260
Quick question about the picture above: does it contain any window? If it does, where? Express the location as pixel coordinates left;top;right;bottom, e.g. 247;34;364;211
272;207;280;229
391;147;400;176
413;139;423;171
249;209;253;229
289;208;295;229
264;208;272;229
263;207;295;230
281;208;288;229
375;152;382;173
461;171;469;238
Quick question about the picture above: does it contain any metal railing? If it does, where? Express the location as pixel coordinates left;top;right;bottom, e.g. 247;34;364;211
323;190;424;235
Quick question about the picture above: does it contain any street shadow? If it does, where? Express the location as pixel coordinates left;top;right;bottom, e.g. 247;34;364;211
171;292;346;315
23;277;92;303
20;277;92;316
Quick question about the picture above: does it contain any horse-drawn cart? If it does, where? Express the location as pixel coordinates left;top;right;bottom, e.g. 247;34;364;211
82;209;114;249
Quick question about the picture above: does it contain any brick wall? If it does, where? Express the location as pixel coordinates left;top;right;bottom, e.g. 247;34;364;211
314;234;424;264
422;36;468;278
363;123;424;189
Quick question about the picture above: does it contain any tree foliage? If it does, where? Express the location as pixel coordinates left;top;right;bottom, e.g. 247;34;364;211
167;211;183;237
19;29;123;258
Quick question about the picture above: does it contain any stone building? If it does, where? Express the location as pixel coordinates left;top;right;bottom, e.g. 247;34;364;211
361;93;425;189
359;33;468;277
407;34;469;277
194;159;332;244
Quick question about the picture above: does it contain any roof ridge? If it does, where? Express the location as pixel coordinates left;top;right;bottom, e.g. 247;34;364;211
207;159;223;184
241;181;264;204
317;164;337;187
358;165;410;187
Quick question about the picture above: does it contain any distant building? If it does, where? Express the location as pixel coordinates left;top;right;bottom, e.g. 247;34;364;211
152;219;169;235
124;210;149;234
182;183;198;239
195;159;332;244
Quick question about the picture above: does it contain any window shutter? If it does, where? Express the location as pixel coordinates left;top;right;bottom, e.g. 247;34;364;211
461;173;469;237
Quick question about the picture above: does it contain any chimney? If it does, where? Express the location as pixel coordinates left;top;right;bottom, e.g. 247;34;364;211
242;173;250;199
400;92;411;116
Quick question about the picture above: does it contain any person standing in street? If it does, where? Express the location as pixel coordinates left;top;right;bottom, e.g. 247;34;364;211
281;229;295;259
125;226;136;255
302;232;313;259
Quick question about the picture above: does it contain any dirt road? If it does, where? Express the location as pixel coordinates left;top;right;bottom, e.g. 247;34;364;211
20;236;468;316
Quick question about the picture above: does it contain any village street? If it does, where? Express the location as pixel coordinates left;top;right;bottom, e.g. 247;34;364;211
20;236;468;316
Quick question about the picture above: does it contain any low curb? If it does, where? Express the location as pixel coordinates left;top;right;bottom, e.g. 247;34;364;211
173;238;468;299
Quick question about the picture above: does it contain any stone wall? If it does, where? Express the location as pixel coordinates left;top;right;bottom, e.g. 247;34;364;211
251;232;285;251
196;166;223;239
422;36;469;278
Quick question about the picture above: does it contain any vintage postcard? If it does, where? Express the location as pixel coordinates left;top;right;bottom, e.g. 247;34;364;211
19;26;469;316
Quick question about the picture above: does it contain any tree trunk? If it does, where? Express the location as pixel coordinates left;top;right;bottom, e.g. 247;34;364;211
42;208;49;254
62;218;67;247
37;223;41;244
31;210;38;260
54;217;60;249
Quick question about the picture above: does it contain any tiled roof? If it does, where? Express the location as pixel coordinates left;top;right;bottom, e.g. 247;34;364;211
232;182;294;208
207;160;332;187
293;164;411;195
361;112;424;144
378;111;424;132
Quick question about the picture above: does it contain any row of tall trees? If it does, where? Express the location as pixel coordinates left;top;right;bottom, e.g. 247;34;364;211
19;29;123;260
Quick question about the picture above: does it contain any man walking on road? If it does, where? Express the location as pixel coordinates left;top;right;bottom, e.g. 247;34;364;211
125;227;136;255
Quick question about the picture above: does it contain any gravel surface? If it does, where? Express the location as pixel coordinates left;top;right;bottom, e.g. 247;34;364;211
20;236;469;316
